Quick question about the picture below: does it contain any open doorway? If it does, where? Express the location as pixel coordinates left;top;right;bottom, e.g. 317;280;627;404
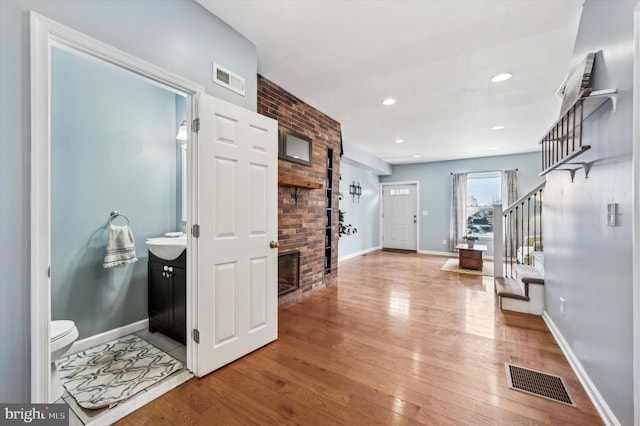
30;12;202;420
48;43;191;423
32;13;279;423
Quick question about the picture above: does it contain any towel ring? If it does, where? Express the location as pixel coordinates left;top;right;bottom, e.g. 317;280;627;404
108;211;130;226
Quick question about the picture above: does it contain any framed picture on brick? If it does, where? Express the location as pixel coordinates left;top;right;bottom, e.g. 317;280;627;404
279;125;312;166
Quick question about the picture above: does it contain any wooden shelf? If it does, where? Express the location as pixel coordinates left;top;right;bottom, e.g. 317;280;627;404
278;176;323;189
539;145;591;177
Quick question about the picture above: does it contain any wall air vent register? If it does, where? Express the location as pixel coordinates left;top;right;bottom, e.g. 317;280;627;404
213;63;245;96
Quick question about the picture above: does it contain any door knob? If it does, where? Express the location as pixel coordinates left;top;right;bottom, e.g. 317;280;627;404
269;241;279;248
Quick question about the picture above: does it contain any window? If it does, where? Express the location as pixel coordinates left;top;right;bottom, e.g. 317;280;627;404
466;172;501;238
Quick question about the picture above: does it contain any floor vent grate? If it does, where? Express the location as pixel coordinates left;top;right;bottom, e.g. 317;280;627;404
505;363;576;407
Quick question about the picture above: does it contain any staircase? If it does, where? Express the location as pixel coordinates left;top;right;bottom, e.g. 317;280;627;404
495;251;545;314
493;183;545;314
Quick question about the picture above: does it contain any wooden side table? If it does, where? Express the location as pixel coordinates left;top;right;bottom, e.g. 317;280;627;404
455;243;488;271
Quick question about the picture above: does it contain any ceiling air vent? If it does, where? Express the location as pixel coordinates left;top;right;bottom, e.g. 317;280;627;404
213;63;245;97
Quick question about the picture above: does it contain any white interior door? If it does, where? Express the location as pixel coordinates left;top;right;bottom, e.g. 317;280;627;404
195;93;278;376
382;184;418;251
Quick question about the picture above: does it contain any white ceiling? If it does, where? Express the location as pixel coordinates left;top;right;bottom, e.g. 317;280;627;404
197;0;584;165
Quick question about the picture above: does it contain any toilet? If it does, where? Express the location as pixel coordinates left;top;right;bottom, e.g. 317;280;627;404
50;320;79;402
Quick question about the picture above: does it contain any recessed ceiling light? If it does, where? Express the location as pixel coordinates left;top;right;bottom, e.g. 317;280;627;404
382;98;396;106
491;125;505;130
395;139;404;144
490;147;498;151
413;154;421;158
490;73;512;83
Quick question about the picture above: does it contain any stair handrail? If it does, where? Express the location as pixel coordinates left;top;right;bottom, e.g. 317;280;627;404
503;181;546;214
494;181;546;279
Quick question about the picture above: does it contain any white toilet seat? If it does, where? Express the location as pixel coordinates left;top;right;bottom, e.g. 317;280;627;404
50;320;79;402
51;320;78;355
51;320;75;342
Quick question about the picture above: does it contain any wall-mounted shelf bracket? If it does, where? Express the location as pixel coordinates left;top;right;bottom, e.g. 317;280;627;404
293;188;303;204
557;168;580;183
278;176;323;205
565;162;592;178
556;162;592;183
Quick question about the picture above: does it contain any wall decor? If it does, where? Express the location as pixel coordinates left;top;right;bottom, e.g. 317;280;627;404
279;125;312;166
559;51;597;114
349;181;362;202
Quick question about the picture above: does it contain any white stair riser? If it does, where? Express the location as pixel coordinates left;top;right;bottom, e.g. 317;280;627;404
499;283;545;315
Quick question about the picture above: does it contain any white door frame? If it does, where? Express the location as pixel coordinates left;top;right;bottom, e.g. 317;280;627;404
632;3;639;423
379;181;420;251
30;12;204;402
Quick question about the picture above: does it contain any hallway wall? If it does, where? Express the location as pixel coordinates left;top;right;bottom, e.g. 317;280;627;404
543;1;637;424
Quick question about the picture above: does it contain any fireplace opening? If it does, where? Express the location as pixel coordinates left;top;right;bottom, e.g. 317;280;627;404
278;251;300;296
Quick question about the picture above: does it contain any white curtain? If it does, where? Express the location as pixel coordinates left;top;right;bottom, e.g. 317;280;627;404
449;173;467;252
501;169;518;208
501;170;518;262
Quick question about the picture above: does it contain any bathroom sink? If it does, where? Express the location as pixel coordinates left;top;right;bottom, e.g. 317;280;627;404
146;235;187;260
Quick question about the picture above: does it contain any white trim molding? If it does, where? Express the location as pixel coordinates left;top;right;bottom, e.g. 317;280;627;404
633;3;640;424
542;311;620;426
338;246;382;262
30;11;203;403
30;11;53;404
67;319;149;356
417;250;456;257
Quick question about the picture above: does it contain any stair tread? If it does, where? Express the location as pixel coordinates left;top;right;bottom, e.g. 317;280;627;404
514;264;544;284
495;277;529;300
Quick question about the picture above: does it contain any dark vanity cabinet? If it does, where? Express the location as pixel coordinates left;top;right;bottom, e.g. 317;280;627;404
148;250;186;344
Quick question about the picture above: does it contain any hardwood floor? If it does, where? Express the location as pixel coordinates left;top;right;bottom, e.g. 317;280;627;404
117;252;603;425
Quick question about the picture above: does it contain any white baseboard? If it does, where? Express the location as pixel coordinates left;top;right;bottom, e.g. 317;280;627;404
417;250;456;257
542;311;619;426
338;246;382;262
68;318;149;355
417;249;495;261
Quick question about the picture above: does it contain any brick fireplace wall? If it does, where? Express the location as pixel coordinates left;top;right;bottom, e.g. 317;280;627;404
257;75;341;309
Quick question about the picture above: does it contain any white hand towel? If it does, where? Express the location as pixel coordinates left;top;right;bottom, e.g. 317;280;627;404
103;225;138;268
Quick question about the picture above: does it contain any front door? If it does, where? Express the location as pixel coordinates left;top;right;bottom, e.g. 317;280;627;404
195;94;278;376
382;184;418;251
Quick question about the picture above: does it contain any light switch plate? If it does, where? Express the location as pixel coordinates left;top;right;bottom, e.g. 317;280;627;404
422;210;429;216
607;203;617;226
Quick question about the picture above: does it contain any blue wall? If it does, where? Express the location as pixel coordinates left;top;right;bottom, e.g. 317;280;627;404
380;152;543;252
338;160;382;259
0;0;257;403
543;1;636;424
50;47;185;339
